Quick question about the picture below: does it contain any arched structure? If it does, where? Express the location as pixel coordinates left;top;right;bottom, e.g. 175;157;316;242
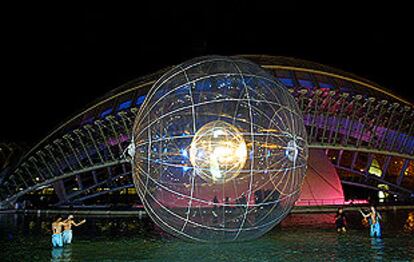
1;55;413;209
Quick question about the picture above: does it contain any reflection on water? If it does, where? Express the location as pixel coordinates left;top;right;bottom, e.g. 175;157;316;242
0;211;413;261
370;238;384;260
51;246;72;261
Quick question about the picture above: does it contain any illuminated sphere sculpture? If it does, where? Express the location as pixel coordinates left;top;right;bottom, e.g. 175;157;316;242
132;56;308;242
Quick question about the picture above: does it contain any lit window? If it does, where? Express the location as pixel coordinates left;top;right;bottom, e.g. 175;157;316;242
278;77;294;87
100;108;112;118
368;159;382;177
118;100;132;111
378;184;389;203
298;79;315;88
136;95;146;106
318;82;333;89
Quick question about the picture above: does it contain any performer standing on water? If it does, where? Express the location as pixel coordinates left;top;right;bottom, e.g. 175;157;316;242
335;207;347;233
51;216;65;248
359;205;382;238
62;215;86;244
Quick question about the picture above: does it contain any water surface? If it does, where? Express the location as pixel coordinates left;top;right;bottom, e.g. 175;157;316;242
1;211;413;261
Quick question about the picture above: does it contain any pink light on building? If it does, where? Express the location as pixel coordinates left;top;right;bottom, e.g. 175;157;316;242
295;149;345;206
145;148;349;209
108;134;130;146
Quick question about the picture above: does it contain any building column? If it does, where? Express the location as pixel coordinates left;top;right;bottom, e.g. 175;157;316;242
106;116;124;153
95;120;115;161
320;91;336;144
53;139;75;172
368;100;388;148
118;112;132;136
36;151;56;179
73;129;94;166
45;145;64;173
397;159;410;186
332;93;349;145
344;95;362;145
356;97;375;147
15;169;29;188
63;134;84;169
378;102;400;150
401;114;414;154
27;157;46;181
381;156;391;180
84;125;105;163
22;164;38;185
309;89;322;143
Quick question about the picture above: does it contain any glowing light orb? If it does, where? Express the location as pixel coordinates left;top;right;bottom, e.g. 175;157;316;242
189;120;247;184
132;56;308;242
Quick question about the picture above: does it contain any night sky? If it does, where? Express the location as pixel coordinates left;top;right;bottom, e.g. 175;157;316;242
2;2;413;147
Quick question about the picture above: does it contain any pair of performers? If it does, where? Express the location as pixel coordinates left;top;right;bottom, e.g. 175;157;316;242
335;205;382;238
51;215;86;248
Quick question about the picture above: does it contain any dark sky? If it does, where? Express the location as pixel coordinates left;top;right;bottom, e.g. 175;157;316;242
2;2;413;146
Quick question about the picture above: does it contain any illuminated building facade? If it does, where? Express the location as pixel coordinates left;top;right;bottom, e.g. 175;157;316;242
0;55;413;209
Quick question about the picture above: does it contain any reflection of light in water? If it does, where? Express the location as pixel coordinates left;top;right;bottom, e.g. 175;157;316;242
52;246;72;261
370;238;384;260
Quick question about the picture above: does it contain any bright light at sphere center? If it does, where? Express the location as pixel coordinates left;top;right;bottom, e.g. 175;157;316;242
189;121;247;183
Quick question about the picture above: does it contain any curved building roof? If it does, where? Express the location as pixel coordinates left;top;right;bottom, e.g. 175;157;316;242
244;55;412;105
1;55;413;208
